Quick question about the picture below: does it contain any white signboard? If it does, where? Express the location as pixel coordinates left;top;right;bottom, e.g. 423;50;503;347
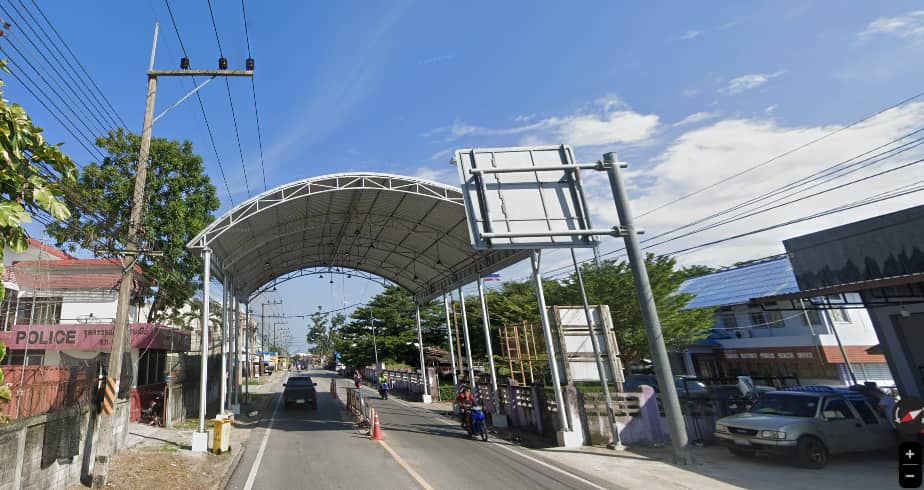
549;305;624;383
455;145;598;250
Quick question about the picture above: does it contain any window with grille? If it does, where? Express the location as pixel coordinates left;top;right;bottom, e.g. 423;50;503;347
803;309;822;326
749;311;767;328
15;296;63;325
0;289;16;331
720;311;738;330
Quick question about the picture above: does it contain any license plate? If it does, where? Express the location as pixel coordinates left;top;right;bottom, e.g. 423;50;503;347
296;399;305;404
734;439;751;446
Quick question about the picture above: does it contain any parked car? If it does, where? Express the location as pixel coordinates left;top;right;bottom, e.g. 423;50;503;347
623;374;710;398
283;375;318;409
714;386;895;468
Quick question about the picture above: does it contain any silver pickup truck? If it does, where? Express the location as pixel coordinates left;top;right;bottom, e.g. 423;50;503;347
714;386;894;468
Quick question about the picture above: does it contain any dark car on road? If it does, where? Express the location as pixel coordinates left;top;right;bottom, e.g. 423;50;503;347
283;376;317;409
623;374;711;398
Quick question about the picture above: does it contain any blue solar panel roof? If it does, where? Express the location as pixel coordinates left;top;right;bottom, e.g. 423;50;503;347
678;256;800;308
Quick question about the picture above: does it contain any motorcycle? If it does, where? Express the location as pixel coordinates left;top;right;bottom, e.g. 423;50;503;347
462;405;488;441
141;394;163;427
379;382;389;400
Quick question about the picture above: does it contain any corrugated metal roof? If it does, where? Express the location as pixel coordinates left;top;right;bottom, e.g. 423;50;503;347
678;256;799;308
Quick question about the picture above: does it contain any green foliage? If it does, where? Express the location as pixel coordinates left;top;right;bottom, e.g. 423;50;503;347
545;254;717;364
0;63;77;419
45;129;220;322
334;285;444;368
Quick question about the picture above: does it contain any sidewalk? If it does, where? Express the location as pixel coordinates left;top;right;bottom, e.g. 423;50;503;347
410;395;896;490
75;373;285;489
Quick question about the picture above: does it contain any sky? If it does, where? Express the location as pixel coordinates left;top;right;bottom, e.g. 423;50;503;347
6;1;924;352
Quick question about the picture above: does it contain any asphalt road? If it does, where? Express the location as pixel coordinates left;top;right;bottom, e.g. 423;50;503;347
226;369;614;490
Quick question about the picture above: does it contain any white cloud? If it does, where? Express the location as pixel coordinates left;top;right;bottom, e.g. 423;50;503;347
412;165;457;185
513;114;537;123
577;103;924;268
430;148;453;161
720;71;785;95
860;10;924;40
679;30;703;40
424;97;660;147
765;104;778;114
681;88;699;97
673;111;718;127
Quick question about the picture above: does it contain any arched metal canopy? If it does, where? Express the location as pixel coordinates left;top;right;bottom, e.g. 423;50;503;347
187;173;529;303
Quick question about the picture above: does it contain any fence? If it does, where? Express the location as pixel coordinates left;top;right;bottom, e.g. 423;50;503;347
1;365;99;421
363;367;438;401
345;387;372;426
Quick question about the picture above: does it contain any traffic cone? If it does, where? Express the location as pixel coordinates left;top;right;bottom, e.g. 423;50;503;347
370;408;384;441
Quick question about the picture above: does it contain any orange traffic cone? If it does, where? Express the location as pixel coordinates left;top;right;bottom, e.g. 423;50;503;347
370;408;384;441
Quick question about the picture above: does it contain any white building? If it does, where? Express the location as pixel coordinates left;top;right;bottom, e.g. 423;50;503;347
678;256;893;387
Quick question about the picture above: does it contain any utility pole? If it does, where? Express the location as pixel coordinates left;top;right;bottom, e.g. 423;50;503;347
260;300;281;374
92;24;160;488
90;23;255;468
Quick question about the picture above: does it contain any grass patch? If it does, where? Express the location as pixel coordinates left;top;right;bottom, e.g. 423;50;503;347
174;418;200;430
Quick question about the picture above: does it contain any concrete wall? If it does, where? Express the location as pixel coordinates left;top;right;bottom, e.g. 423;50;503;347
0;399;130;490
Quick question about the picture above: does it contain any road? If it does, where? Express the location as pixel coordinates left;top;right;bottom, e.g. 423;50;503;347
226;369;614;490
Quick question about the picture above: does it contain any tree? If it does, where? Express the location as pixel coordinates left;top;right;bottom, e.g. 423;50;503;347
46;129;220;322
549;254;717;364
0;62;78;419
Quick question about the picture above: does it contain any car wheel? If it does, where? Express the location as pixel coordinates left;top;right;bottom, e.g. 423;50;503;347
796;436;828;469
728;447;756;458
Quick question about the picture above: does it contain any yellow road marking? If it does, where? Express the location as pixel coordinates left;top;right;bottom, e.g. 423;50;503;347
377;438;435;490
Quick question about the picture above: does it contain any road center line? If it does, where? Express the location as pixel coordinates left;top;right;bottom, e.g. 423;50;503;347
377;438;435;490
243;386;283;490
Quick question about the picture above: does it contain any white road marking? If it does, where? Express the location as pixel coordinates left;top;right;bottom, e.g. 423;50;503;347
243;385;283;490
491;442;608;490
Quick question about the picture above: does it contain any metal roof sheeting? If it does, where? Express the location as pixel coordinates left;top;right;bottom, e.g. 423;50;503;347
678;256;799;308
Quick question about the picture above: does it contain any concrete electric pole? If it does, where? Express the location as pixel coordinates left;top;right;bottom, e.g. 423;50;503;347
93;23;254;485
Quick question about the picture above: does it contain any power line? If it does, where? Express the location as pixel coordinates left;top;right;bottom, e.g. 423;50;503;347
162;0;235;205
240;0;267;192
0;1;118;135
665;180;924;257
205;0;224;57
25;0;128;129
635;89;924;219
203;4;250;197
0;52;106;162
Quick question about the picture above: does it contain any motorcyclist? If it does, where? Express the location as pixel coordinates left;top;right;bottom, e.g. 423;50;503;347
456;386;475;431
378;374;389;400
353;369;363;388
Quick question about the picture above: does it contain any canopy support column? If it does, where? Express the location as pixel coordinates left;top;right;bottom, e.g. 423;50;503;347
191;248;212;452
477;277;506;426
458;288;477;389
444;293;458;387
415;303;432;403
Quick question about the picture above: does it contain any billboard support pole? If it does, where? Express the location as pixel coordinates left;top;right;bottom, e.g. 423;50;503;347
531;250;570;434
571;249;623;449
604;152;690;464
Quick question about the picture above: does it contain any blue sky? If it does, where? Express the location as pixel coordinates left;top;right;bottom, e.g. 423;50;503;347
7;1;924;351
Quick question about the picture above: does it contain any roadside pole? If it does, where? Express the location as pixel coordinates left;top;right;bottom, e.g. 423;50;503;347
444;294;458;387
530;250;570;435
571;249;622;449
457;288;477;388
603;152;690;464
477;278;505;426
91;24;160;488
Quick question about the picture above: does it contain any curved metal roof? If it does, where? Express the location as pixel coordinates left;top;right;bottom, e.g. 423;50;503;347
187;172;530;303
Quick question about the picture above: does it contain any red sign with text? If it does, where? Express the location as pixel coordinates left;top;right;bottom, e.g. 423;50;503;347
0;323;190;351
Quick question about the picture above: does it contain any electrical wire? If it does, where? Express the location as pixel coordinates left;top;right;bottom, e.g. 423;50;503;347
162;0;235;205
0;1;116;136
635;88;924;219
240;0;267;192
25;0;128;129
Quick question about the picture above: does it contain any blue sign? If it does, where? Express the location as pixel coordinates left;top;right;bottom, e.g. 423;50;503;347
334;351;342;360
257;351;278;356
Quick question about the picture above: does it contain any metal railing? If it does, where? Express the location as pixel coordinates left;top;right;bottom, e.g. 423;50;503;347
345;387;372;426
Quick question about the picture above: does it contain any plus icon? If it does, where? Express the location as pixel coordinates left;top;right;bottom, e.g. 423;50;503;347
908;449;918;460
